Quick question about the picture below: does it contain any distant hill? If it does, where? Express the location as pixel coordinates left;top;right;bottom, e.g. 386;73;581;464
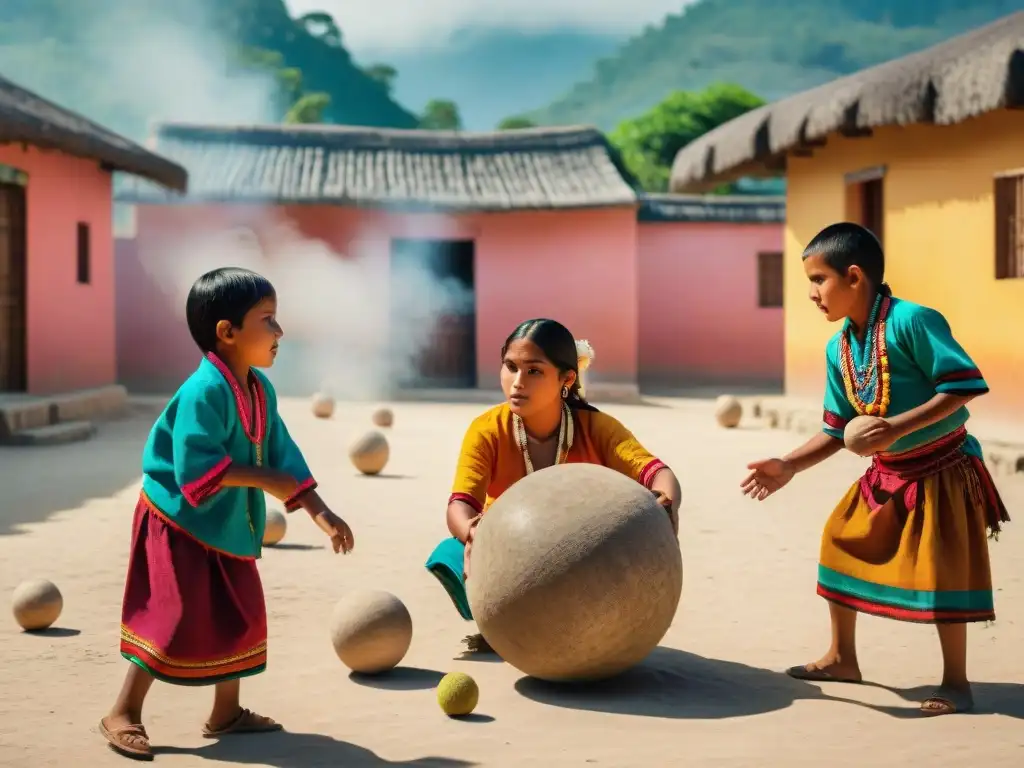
0;0;418;143
526;0;1024;131
356;28;625;131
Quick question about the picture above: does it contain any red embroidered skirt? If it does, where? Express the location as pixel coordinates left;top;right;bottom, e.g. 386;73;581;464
119;494;268;685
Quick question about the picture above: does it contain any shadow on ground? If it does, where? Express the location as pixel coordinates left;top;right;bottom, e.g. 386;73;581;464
21;627;81;638
154;731;474;766
0;402;162;536
514;647;826;719
348;666;445;691
836;680;1024;720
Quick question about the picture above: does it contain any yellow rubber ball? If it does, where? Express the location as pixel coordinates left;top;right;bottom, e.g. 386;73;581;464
436;671;479;717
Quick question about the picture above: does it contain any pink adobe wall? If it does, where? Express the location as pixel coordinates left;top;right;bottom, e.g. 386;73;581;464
0;144;115;394
637;220;784;388
117;204;639;393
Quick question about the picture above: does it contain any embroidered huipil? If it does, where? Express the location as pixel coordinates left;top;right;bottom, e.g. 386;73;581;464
140;354;316;558
821;298;989;456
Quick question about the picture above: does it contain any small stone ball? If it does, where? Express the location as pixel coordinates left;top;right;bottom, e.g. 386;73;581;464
330;590;412;674
12;579;63;631
714;395;742;428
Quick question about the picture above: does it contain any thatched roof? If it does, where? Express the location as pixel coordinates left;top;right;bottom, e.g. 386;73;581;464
639;193;783;223
0;74;187;192
116;122;639;211
670;12;1024;192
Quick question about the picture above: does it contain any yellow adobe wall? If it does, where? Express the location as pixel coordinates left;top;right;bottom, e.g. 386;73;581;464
784;109;1024;426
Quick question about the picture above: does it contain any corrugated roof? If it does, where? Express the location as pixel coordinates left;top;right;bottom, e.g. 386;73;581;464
116;122;639;211
0;74;187;191
670;12;1024;192
638;193;784;223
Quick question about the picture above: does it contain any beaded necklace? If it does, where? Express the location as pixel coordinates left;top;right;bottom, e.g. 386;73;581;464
512;402;574;474
839;292;892;416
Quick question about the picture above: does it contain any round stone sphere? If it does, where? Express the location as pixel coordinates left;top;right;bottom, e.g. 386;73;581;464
714;395;742;428
844;414;887;455
371;407;393;428
349;430;389;475
467;463;682;682
437;671;479;717
312;393;334;419
330;590;413;674
263;509;287;546
12;579;63;631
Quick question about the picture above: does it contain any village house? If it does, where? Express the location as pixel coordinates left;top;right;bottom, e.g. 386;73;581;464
0;74;187;407
637;193;784;392
670;12;1024;427
115;121;782;400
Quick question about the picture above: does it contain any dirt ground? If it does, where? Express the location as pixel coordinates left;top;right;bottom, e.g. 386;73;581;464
1;396;1022;767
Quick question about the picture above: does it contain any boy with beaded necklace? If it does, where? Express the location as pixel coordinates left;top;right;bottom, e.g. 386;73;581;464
741;222;1009;717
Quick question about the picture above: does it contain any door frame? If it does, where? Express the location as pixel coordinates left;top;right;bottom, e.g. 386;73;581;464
0;162;29;393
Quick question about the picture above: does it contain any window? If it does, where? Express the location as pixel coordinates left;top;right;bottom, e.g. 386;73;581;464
844;166;885;244
757;251;783;308
76;222;90;284
994;171;1024;279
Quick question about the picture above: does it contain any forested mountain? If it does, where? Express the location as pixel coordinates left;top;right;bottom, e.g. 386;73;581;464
0;0;418;141
526;0;1024;130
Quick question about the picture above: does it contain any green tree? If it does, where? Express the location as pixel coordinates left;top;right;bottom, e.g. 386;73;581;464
497;116;536;130
419;99;462;130
364;63;397;94
609;82;765;192
285;92;331;123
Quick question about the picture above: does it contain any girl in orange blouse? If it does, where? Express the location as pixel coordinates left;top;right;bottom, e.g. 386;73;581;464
425;318;681;652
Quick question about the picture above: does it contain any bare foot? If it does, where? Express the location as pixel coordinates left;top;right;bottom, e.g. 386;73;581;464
785;656;862;683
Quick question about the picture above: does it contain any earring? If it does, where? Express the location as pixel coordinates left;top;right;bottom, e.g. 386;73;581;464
561;386;569;399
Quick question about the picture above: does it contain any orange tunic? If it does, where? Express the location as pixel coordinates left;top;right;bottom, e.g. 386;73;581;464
448;403;667;514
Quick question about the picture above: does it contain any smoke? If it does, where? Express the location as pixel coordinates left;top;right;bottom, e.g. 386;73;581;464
135;212;475;400
0;1;479;399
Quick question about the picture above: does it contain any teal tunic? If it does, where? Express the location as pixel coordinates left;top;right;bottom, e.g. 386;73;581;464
822;297;989;455
140;354;316;558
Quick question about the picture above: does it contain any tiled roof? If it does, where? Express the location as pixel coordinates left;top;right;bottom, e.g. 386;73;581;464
638;194;784;223
0;74;187;191
116;122;639;211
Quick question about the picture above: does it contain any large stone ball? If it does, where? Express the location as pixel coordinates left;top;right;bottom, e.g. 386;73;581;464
263;509;287;546
349;430;389;475
12;579;63;631
371;407;393;428
714;395;742;428
312;393;334;419
467;463;682;682
330;590;413;674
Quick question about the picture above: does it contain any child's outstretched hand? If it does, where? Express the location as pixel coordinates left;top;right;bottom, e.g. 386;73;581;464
741;458;794;501
314;509;354;554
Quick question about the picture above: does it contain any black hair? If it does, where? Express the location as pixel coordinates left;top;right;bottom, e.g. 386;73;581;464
501;318;598;412
185;267;276;353
801;222;889;294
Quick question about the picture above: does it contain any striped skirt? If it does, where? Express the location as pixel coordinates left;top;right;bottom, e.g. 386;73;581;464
119;494;268;685
818;427;1009;623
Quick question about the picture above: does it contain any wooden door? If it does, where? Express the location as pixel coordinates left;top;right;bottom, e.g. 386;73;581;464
0;182;27;392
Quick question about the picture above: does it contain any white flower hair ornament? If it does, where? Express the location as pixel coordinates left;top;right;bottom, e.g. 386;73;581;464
574;338;595;397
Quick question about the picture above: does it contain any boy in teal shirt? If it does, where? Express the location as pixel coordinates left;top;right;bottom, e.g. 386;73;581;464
100;267;354;760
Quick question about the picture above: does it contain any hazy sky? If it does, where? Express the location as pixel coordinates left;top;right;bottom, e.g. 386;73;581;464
284;0;693;53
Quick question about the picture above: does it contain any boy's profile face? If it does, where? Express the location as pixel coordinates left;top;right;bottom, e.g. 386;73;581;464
216;296;283;368
803;252;859;323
